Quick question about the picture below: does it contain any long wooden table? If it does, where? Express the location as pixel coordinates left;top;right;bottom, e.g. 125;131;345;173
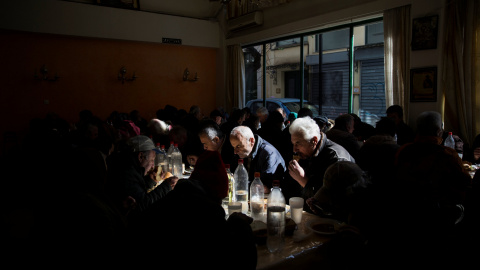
255;211;335;270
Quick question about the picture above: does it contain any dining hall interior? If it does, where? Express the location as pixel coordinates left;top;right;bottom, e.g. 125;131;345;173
0;0;478;151
1;0;479;268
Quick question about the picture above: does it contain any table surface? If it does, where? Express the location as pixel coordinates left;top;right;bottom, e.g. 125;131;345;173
254;210;336;270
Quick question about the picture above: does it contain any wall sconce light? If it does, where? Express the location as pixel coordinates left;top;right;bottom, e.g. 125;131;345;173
183;68;199;82
118;66;137;84
34;64;59;81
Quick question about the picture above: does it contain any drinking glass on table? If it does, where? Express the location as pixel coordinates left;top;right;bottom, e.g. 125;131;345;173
228;201;242;215
289;197;304;224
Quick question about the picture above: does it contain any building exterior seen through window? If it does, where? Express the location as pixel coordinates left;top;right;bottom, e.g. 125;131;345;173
243;19;385;126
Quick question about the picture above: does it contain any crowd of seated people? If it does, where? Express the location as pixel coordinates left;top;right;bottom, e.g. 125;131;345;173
2;103;478;269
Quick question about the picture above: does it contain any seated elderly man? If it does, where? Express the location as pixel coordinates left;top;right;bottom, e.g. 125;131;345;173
197;119;233;166
229;125;286;194
325;113;360;160
371;111;472;270
130;150;257;269
306;161;372;270
146;118;171;147
106;135;178;219
285;116;354;209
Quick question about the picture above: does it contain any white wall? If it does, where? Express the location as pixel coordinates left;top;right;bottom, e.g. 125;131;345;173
408;0;445;126
0;0;220;48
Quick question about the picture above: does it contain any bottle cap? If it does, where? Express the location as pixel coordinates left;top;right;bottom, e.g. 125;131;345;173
254;172;260;178
174;143;178;147
225;164;230;168
272;180;280;187
448;132;453;135
156;143;160;146
238;159;244;164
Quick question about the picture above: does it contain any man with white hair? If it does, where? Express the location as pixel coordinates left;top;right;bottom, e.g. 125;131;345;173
285;116;354;207
229;125;286;193
147;118;171;146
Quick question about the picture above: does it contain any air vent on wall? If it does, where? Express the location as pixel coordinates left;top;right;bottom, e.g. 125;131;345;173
227;11;263;32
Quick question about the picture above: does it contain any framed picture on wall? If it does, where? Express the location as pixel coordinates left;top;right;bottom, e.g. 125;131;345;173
411;15;438;50
96;0;139;10
410;66;437;102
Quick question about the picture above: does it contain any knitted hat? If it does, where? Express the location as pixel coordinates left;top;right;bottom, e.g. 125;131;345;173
127;135;161;153
189;150;228;201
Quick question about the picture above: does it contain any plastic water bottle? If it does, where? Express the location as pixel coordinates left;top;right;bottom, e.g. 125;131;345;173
222;164;236;215
266;180;285;253
234;159;249;214
159;145;167;173
166;141;175;173
171;143;183;179
226;164;235;202
250;172;265;221
154;143;166;168
445;132;455;150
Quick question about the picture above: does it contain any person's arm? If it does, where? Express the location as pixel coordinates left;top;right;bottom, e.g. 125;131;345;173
288;159;308;187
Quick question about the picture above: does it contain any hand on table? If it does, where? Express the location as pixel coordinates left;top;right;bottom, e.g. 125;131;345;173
164;176;179;189
122;195;137;216
306;197;321;215
306;197;333;217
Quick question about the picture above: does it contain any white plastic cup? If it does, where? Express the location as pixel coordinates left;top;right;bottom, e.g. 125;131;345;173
289;197;304;224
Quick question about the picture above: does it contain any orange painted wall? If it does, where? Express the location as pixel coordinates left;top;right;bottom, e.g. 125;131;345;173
0;29;218;148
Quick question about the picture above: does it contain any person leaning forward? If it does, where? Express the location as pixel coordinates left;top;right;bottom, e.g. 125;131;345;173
284;116;354;211
105;135;178;220
229;125;286;194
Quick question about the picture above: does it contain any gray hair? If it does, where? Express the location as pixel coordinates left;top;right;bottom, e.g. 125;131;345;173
289;116;320;141
198;119;224;140
256;106;269;116
199;125;219;140
416;111;443;137
231;125;254;140
189;105;201;115
147;118;170;135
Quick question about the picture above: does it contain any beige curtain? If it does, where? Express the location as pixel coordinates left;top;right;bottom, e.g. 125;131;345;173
226;44;246;112
383;5;411;122
441;0;480;146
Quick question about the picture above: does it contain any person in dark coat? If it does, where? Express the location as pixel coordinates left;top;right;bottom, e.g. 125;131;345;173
230;125;286;194
256;110;285;152
325;114;360;160
131;150;257;270
386;105;415;145
285;116;354;211
198;119;233;166
368;111;471;270
105;135;178;220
